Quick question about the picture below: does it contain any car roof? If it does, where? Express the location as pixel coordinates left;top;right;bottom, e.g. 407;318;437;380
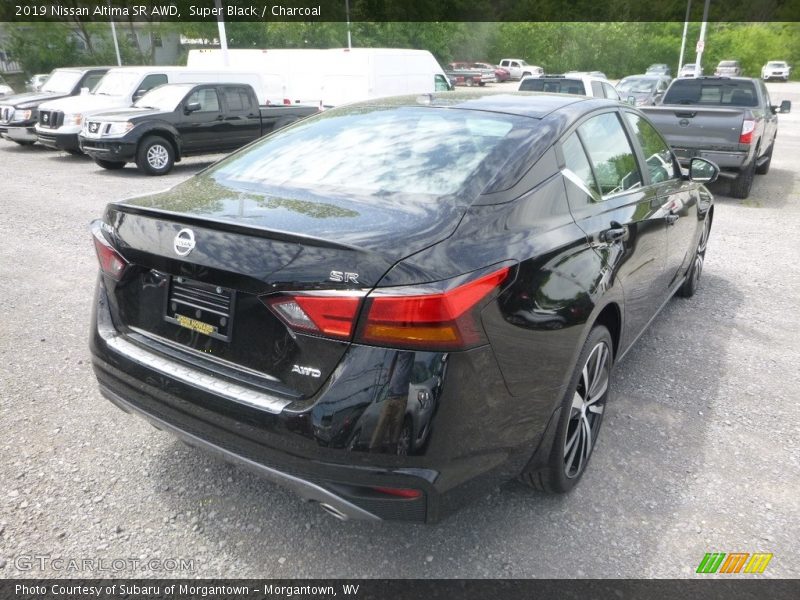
348;90;619;119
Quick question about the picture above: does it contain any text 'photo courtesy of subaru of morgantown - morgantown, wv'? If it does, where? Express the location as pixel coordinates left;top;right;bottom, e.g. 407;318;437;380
90;91;718;522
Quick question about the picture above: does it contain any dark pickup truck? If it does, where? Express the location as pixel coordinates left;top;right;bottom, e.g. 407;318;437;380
640;77;791;198
79;83;317;175
0;67;109;145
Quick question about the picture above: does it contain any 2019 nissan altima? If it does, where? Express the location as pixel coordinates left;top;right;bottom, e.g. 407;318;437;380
90;91;717;523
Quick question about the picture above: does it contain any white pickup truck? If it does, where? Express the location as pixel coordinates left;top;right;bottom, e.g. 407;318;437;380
497;59;543;81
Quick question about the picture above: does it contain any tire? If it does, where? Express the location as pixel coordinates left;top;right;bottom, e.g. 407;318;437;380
677;215;711;298
465;77;474;87
520;325;613;493
11;140;34;146
136;135;175;176
729;157;756;199
755;143;773;175
94;158;125;170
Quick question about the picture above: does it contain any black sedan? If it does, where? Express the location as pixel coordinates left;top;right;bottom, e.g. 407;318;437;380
89;91;717;523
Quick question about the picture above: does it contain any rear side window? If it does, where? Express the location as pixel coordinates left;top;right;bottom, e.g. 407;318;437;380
591;81;603;97
624;113;678;183
84;72;105;91
577;112;642;196
223;87;251;112
562;132;599;198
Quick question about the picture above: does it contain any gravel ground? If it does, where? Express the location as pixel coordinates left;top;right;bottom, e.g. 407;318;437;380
1;83;798;579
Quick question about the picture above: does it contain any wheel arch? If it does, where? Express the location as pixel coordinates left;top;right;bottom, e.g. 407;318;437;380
139;127;181;161
593;302;622;361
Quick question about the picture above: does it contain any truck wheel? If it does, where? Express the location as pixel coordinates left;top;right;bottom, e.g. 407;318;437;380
730;158;756;199
94;158;126;170
755;143;773;175
136;136;174;176
465;77;474;87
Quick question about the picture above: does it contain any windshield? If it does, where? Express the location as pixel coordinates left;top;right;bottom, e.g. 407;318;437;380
520;78;586;95
208;106;528;198
518;60;529;66
92;71;141;97
40;71;82;93
719;61;738;67
133;85;191;110
767;62;787;68
617;78;657;93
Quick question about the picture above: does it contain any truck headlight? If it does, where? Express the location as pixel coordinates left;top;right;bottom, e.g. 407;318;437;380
106;121;133;136
13;109;32;121
64;113;83;126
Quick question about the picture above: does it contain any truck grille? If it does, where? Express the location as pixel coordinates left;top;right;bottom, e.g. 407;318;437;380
39;110;63;128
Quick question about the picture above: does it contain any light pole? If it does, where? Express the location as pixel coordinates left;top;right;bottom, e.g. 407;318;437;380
108;1;121;66
345;0;352;49
214;0;229;66
694;0;711;77
678;0;692;73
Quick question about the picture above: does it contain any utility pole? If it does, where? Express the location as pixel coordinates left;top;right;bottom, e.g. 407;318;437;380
694;0;711;77
678;0;692;73
345;0;352;49
109;1;121;66
214;0;229;66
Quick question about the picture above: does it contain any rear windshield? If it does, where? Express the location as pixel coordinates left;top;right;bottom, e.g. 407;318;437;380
718;61;738;67
520;78;586;95
663;79;758;107
208;106;532;198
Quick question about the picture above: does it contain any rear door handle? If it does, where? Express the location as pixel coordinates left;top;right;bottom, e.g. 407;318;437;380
600;221;627;242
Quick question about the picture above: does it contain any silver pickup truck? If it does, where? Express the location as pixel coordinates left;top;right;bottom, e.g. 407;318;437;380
640;77;791;198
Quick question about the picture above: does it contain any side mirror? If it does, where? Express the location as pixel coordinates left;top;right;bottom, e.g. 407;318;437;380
689;157;719;184
132;88;147;102
627;95;636;105
80;86;90;95
779;100;791;113
184;102;201;114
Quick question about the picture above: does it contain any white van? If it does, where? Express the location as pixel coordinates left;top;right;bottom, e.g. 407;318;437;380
187;48;452;107
35;66;268;153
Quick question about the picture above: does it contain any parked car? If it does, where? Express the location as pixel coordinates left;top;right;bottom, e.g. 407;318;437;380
449;62;496;84
646;64;672;78
79;83;317;175
761;60;791;81
35;66;270;154
616;75;670;106
0;67;109;145
497;58;543;80
0;75;14;97
520;74;621;100
26;73;50;92
679;63;703;78
473;62;510;82
641;76;791;198
445;63;487;87
715;60;742;77
90;90;717;523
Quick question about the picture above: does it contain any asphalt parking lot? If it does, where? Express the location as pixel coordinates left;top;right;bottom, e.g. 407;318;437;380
1;82;798;579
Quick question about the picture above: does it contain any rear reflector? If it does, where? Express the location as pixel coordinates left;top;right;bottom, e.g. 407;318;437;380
739;119;756;144
358;266;511;350
91;223;128;281
371;486;423;499
263;293;364;341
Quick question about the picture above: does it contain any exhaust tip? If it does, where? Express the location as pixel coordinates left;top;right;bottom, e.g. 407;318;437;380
318;502;349;521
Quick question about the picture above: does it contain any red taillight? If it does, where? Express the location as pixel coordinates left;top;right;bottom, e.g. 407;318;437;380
262;266;511;350
262;293;364;341
740;119;756;144
371;486;422;499
91;223;128;281
283;98;291;105
357;266;511;350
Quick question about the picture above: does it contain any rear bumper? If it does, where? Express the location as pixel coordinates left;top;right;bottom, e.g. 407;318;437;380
80;137;137;162
37;130;80;151
90;278;546;522
674;148;751;171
